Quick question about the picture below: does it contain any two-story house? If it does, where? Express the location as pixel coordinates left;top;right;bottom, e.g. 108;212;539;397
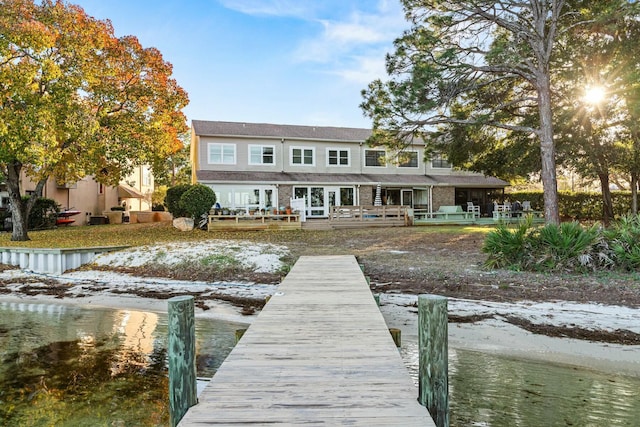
191;120;508;218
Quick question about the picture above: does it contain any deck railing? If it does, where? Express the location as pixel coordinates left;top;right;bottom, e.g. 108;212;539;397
328;205;409;224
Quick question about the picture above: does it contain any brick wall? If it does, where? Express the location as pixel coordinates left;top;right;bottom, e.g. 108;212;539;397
432;186;455;210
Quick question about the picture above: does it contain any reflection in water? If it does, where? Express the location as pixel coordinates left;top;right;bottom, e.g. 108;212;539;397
401;340;640;427
0;302;242;427
3;301;640;426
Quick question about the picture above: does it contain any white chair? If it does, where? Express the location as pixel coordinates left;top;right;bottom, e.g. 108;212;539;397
467;202;480;218
522;201;531;211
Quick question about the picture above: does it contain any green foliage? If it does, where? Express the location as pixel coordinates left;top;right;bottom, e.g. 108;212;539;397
179;184;216;221
534;222;602;272
26;197;59;230
164;184;192;217
483;214;640;272
604;215;640;270
482;217;534;269
508;191;633;220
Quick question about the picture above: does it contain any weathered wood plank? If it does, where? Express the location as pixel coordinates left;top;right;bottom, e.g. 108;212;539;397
178;255;434;426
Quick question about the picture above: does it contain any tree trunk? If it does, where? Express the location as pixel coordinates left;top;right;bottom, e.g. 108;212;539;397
632;173;638;215
6;161;48;241
599;173;614;226
537;74;560;225
6;161;29;241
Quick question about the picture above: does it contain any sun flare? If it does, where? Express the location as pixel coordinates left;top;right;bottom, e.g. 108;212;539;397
584;85;606;104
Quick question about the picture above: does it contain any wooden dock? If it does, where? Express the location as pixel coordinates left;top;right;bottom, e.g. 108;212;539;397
178;255;434;426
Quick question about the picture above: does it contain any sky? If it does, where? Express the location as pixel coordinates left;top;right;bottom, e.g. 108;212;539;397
71;0;409;129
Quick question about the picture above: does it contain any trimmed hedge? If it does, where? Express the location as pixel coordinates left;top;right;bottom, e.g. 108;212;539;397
507;191;633;221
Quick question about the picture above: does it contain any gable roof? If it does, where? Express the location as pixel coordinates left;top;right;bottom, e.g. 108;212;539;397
192;120;372;142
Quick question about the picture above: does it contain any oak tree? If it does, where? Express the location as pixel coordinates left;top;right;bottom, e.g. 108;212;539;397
0;0;188;240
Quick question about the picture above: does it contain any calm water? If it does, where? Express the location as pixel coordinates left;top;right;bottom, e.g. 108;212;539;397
1;302;639;426
0;301;243;427
400;341;640;427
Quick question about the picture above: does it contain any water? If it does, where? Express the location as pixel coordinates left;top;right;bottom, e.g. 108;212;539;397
0;302;243;427
401;341;640;427
2;302;640;426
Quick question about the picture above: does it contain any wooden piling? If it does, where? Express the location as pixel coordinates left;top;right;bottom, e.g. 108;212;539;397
235;328;247;343
418;294;449;427
389;328;401;348
168;295;198;427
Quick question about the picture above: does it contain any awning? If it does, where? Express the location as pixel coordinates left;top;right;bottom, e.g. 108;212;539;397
117;184;145;199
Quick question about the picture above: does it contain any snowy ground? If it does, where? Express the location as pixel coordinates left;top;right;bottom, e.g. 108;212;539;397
1;240;639;376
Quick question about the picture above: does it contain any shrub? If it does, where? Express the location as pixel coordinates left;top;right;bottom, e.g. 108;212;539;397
152;203;165;211
179;184;216;222
164;184;192;217
482;216;535;269
507;190;633;221
27;197;60;230
533;222;601;272
603;214;640;271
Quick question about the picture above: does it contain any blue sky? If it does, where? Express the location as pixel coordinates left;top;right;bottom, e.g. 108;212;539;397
72;0;408;128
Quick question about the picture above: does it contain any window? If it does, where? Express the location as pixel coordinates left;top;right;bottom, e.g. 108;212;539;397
142;168;152;185
431;153;452;168
365;149;386;167
249;145;275;165
398;151;419;168
291;147;315;166
327;148;350;166
208;143;236;164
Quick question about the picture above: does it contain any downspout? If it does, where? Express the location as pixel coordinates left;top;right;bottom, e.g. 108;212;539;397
429;185;433;217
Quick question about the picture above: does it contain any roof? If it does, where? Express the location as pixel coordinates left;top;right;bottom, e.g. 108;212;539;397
192;120;372;142
196;171;508;188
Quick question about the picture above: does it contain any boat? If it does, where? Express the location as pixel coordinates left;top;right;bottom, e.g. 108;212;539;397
56;209;81;226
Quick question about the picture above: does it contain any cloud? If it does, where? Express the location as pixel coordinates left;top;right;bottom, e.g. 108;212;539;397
292;1;406;84
218;0;316;18
219;0;408;86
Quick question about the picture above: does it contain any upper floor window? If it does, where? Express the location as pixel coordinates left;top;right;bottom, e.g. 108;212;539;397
208;143;236;165
365;149;386;167
398;151;419;168
142;168;152;186
327;148;350;166
249;145;275;165
431;153;451;168
291;147;315;166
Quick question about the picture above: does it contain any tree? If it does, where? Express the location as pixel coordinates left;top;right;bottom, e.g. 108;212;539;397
361;0;581;224
152;133;192;187
553;0;640;222
0;0;188;241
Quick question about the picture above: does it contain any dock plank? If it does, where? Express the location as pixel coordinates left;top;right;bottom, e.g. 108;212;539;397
179;255;434;426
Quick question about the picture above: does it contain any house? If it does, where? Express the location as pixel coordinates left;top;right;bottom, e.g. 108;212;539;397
190;120;508;218
1;165;154;226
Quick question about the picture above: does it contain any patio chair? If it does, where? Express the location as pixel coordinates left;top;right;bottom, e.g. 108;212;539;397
522;201;531;211
467;202;480;218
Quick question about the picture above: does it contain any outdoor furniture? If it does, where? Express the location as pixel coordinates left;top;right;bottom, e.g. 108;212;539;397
467;202;481;218
522;201;532;211
432;205;474;220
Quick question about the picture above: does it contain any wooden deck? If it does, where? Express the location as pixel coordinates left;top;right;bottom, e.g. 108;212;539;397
178;255;434;426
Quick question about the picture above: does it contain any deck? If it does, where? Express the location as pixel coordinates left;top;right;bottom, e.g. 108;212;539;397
178;255;434;426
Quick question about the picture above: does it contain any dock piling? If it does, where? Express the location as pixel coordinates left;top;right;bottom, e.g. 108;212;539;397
418;294;449;427
168;295;198;427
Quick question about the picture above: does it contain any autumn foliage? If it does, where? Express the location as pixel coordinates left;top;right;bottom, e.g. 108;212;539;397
0;0;189;240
